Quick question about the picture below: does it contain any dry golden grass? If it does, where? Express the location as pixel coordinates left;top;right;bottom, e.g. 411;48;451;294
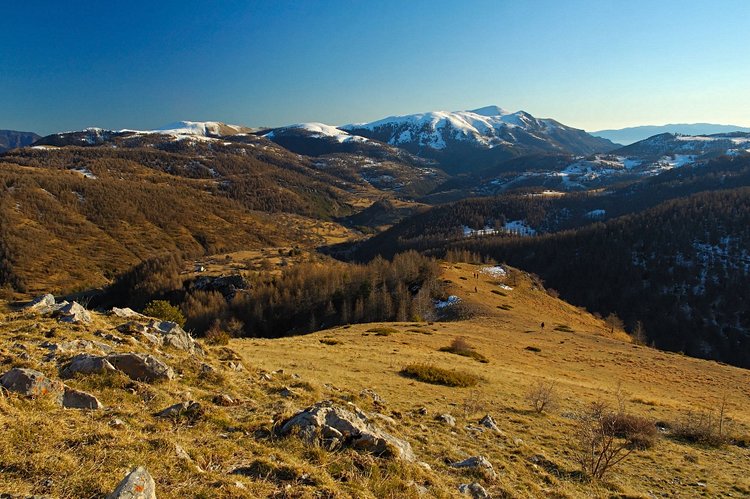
0;263;749;498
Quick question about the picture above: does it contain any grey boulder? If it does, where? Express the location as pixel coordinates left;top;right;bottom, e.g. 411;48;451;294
63;387;103;410
107;353;174;382
458;482;491;498
57;301;92;323
108;466;156;499
60;354;116;378
451;456;496;478
279;400;415;461
0;368;64;402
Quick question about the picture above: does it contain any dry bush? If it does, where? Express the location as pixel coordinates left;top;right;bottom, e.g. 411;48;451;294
400;363;481;387
525;380;558;413
575;402;637;480
439;337;489;363
672;411;728;447
204;320;231;346
601;412;658;449
573;392;658;480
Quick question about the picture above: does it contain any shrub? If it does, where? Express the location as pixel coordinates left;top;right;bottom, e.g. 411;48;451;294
143;300;185;326
400;363;481;387
204;320;231;346
366;327;398;336
575;402;637;480
672;411;728;447
439;337;489;363
601;412;658;449
319;338;341;346
525;380;557;413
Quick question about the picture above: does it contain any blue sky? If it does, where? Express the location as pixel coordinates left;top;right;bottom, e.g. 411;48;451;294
2;0;749;135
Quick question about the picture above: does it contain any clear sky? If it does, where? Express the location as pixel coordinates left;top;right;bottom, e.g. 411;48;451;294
2;0;749;135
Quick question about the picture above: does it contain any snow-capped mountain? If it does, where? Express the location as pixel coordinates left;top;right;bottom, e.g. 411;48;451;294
341;106;617;173
153;121;254;137
593;123;750;145
31;121;257;148
264;122;369;144
614;132;750;160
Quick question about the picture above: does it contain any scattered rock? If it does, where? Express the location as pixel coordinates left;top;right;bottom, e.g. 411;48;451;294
436;413;456;426
370;412;398;426
227;361;244;372
479;414;500;431
107;353;175;382
110;418;127;429
116;321;199;354
108;466;156;499
279;386;299;398
416;406;428;415
60;354;116;378
156;401;202;419
0;368;64;402
25;294;57;314
279;400;415;461
62;387;103;409
212;394;235;406
458;482;490;498
451;456;496;478
56;301;92;324
360;388;385;407
110;307;147;320
407;480;429;495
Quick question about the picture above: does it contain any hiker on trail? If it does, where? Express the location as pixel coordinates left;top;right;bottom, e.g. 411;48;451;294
474;286;478;293
541;322;545;329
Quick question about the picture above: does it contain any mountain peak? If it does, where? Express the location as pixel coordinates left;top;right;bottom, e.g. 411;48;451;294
469;105;510;117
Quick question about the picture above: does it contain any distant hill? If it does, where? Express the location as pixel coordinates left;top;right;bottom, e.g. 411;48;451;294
0;129;40;152
593;123;750;145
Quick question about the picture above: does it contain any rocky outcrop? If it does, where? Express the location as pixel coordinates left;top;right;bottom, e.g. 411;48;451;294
25;294;57;314
107;353;175;382
116;321;199;354
57;301;92;323
108;466;156;499
479;414;500;431
279;400;415;461
0;368;64;402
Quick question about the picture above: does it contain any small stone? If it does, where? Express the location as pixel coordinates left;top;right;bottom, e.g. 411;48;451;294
156;401;202;419
279;386;298;398
62;387;103;409
416;407;428;415
458;482;490;498
108;466;156;499
227;361;244;372
110;418;127;429
360;388;385;406
436;413;456;426
212;394;235;406
451;456;496;478
479;414;500;431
